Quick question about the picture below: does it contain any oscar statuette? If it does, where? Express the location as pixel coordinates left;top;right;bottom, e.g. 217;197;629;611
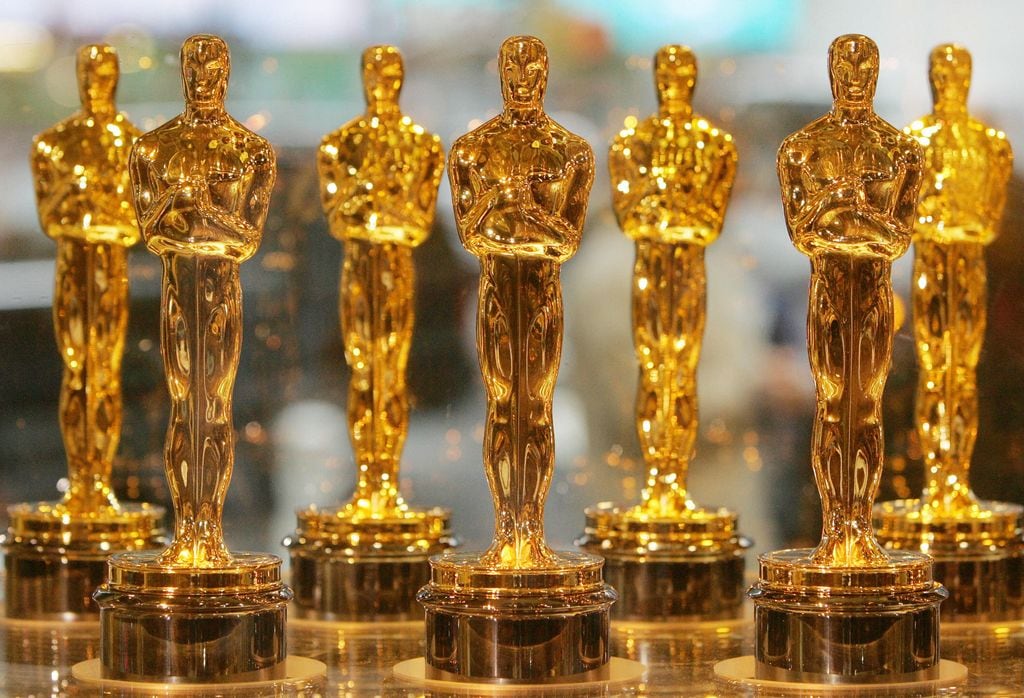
74;35;323;688
577;44;749;622
717;35;964;689
407;36;637;686
874;43;1024;623
5;43;164;621
284;45;455;622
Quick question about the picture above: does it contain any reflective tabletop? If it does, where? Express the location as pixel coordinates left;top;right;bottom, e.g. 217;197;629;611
1;604;1021;696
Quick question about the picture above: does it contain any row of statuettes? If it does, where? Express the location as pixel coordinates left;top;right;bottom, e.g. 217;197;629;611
27;32;1014;611
15;32;1019;689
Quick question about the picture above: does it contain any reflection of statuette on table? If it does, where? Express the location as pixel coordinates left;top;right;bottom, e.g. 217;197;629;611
4;43;164;620
748;35;947;683
284;45;454;621
577;45;748;621
417;36;617;681
91;35;294;683
874;44;1023;622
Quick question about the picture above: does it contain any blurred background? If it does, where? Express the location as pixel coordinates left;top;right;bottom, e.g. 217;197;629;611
1;0;1023;568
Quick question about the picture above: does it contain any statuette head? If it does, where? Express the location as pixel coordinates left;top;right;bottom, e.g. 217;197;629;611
77;43;118;113
655;45;696;113
362;45;403;110
828;34;878;106
181;34;229;107
499;35;547;109
929;43;971;110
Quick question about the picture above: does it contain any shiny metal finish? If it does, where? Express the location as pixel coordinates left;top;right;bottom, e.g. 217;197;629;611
420;34;611;684
599;555;746;621
876;499;1024;620
95;551;291;682
751;548;947;683
873;43;1023;625
91;33;295;687
3;502;164;619
579;502;748;619
12;43;166;621
748;34;943;686
4;598;1024;694
297;45;453;621
286;506;454;620
579;45;746;622
419;552;616;681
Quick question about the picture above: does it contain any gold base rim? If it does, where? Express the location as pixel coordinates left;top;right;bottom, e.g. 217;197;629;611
580;501;745;557
425;550;607;592
104;550;284;593
71;656;326;691
287;505;455;557
757;547;936;592
750;563;946;682
713;656;967;691
5;501;165;551
95;554;292;683
874;499;1023;552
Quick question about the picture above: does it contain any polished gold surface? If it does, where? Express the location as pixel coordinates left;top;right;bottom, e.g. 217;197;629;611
128;33;275;568
612;45;736;518
317;45;444;516
777;34;923;568
4;43;165;621
286;46;451;621
748;34;944;684
578;45;745;620
419;35;614;681
96;552;292;683
873;44;1023;621
30;44;140;517
93;34;289;683
449;35;594;570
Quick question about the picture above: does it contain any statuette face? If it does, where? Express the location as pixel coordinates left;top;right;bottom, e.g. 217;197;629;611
129;34;276;567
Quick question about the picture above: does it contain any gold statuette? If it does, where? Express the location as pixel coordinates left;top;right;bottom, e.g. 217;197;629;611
417;36;616;681
577;44;748;621
92;35;293;683
4;43;164;620
285;45;454;621
875;44;1023;622
746;35;947;683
